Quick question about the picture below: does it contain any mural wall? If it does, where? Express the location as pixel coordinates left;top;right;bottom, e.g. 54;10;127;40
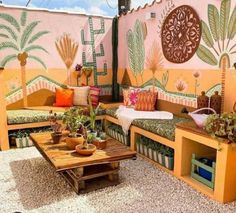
118;0;236;111
0;6;113;107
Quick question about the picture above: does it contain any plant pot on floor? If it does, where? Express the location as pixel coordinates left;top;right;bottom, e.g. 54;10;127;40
51;132;62;144
66;134;84;150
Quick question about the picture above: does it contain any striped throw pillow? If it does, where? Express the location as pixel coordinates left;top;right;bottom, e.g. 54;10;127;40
89;86;101;107
135;91;157;111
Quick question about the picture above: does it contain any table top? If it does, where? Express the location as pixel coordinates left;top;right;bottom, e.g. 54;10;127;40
30;132;136;172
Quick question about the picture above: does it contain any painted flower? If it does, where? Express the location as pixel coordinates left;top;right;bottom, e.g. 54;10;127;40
129;89;140;105
192;70;201;79
175;79;188;92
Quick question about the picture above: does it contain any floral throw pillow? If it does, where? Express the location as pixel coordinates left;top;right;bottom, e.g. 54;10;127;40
129;88;140;106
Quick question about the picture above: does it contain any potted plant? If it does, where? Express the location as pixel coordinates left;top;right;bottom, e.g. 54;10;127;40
152;143;159;162
158;145;165;166
205;112;236;143
49;110;63;144
76;126;96;155
164;147;174;170
147;141;154;160
62;107;89;149
88;96;101;134
136;136;141;153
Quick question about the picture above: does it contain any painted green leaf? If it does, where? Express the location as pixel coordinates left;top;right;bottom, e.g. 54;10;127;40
28;55;47;69
0;42;19;51
227;6;236;39
208;4;220;42
220;0;231;41
201;21;214;48
1;54;17;67
20;11;27;27
20;21;40;50
28;31;50;44
24;45;48;54
0;33;9;38
127;30;137;76
0;24;17;41
0;13;20;32
134;20;145;74
197;45;218;65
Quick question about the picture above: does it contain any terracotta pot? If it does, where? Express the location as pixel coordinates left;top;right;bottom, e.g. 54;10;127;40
92;139;107;149
51;132;62;144
76;144;96;156
65;134;84;150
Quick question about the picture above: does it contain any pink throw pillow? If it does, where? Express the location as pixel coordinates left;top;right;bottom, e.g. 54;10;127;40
90;86;101;107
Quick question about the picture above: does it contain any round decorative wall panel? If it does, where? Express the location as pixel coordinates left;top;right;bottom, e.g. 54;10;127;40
161;5;201;63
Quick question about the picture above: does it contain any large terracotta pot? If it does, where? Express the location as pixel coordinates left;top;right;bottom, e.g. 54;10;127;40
65;134;84;150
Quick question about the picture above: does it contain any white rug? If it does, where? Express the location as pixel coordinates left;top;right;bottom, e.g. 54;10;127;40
0;147;236;213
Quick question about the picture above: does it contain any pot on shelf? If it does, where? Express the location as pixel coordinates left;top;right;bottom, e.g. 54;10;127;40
76;144;96;156
65;134;84;150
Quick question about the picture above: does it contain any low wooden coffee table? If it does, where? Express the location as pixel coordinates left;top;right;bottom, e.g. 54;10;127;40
30;132;136;193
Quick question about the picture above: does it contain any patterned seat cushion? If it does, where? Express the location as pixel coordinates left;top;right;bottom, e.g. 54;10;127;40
7;108;106;125
132;117;190;141
106;107;190;141
7;110;64;125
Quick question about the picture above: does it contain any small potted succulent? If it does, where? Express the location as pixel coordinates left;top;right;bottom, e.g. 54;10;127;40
92;130;107;150
204;112;236;143
76;126;96;155
49;110;63;144
62;107;89;149
164;147;174;170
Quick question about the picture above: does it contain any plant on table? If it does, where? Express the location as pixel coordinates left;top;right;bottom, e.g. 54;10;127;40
49;110;63;144
62;107;89;149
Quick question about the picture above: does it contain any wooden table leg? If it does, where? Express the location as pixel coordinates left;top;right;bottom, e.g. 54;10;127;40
108;162;119;181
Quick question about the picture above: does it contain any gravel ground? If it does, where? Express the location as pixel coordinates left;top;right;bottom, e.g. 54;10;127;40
0;147;236;213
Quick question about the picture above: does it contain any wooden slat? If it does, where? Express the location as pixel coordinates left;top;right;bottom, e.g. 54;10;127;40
30;132;136;171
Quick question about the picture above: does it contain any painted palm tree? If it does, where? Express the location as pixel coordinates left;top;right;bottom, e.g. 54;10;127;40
0;11;49;107
196;0;236;111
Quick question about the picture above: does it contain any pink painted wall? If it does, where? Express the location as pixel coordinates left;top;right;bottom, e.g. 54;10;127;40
118;0;236;110
0;6;113;105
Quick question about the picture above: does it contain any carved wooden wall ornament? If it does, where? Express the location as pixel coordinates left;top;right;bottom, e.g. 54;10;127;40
161;5;201;63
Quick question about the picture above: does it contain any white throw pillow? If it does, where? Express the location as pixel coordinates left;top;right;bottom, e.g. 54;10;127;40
69;86;90;106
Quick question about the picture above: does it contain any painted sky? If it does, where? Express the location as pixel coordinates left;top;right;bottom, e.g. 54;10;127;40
1;0;154;16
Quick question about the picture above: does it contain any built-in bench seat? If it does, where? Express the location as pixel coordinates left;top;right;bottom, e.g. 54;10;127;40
7;107;106;125
106;107;189;141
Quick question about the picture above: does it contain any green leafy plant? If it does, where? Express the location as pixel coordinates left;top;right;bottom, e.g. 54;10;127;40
88;96;101;131
197;0;236;68
205;112;236;143
62;107;89;137
0;11;49;106
127;19;145;86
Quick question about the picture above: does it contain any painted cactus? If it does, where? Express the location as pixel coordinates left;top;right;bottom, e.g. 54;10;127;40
81;17;107;85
